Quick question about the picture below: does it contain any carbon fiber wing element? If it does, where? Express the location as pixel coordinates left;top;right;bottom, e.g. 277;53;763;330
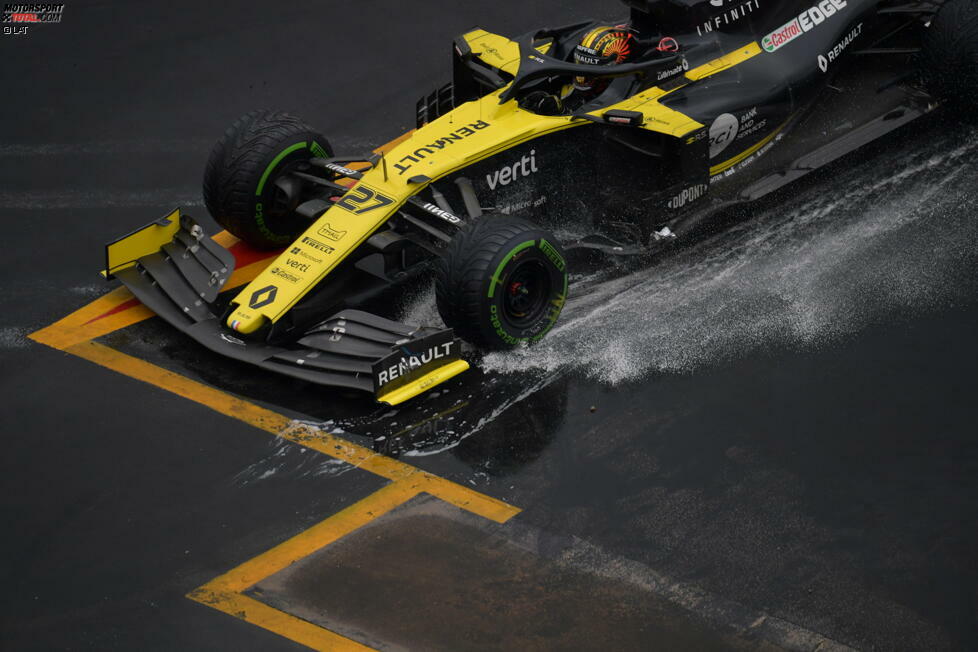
110;213;467;403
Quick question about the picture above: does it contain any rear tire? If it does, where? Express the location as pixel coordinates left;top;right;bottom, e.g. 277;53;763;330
203;110;333;249
921;0;978;113
435;216;569;351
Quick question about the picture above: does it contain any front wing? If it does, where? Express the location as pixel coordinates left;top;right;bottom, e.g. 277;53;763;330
104;209;468;405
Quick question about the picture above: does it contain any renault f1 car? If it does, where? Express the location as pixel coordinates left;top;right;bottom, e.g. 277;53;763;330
103;0;977;405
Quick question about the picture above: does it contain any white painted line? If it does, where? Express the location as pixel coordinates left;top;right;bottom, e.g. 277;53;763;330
0;140;211;156
0;190;204;209
0;327;30;350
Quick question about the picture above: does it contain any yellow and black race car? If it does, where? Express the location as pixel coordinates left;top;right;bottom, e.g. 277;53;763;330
103;0;976;405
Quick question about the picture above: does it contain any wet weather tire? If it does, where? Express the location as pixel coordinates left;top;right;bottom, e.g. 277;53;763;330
435;216;568;351
922;0;978;112
202;110;333;249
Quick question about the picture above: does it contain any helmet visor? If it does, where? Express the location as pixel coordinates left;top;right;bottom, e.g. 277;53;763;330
573;47;611;90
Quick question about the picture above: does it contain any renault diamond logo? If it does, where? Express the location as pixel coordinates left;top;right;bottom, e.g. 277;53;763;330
249;285;278;309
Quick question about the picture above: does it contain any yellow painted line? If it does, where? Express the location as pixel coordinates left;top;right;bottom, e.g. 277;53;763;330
26;116;522;652
30;232;247;349
187;590;373;652
212;231;239;248
29;286;152;350
51;340;519;648
420;473;520;523
187;475;507;651
30;257;279;351
63;340;293;431
201;481;420;594
59;341;521;523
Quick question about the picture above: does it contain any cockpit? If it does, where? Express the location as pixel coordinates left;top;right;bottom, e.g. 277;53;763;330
501;21;687;117
442;1;707;123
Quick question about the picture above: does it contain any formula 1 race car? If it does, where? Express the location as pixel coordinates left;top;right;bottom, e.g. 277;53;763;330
104;0;977;405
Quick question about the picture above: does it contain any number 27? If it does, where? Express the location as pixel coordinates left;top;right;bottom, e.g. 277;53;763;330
336;185;394;214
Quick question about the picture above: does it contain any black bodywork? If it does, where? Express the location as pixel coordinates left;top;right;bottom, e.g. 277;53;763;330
300;0;948;346
420;0;944;252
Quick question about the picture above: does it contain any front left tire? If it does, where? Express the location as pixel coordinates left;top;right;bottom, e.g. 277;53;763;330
203;110;333;249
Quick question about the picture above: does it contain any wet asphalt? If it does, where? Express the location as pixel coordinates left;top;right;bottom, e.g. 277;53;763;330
2;1;978;650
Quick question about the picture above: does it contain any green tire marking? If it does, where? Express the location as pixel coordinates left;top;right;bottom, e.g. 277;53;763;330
256;141;307;196
488;240;535;299
538;238;566;272
530;273;569;343
310;140;329;159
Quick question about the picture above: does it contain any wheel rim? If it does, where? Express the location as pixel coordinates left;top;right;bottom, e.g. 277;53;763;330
502;260;552;329
265;159;310;222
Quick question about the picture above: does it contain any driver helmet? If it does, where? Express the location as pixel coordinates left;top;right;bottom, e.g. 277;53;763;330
573;25;637;92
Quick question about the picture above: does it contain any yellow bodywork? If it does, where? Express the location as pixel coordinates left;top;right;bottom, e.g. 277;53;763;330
226;92;583;335
377;359;471;406
462;29;554;75
685;42;762;81
464;29;525;76
227;31;763;336
104;208;181;278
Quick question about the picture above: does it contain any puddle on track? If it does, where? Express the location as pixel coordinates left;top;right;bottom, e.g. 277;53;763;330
327;123;978;458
